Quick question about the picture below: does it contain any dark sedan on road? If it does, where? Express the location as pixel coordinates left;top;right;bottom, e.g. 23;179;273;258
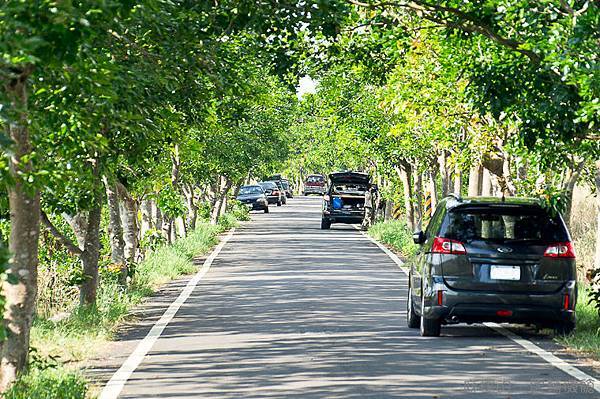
236;185;269;213
407;195;577;337
259;181;285;206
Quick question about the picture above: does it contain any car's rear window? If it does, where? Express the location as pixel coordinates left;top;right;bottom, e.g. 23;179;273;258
439;206;569;243
239;186;263;195
332;183;367;195
259;182;277;189
306;175;324;183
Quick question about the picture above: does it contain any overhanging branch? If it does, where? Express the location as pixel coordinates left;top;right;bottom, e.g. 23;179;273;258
41;211;83;256
348;0;542;63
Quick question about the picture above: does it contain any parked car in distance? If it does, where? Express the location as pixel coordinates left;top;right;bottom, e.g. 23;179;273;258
303;174;326;196
236;185;269;213
259;181;285;206
281;179;293;198
407;195;577;337
268;174;294;199
273;180;287;204
321;171;370;229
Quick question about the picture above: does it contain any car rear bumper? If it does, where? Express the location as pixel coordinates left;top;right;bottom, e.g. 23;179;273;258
304;186;325;194
266;196;280;204
322;211;364;224
423;279;576;325
240;201;268;210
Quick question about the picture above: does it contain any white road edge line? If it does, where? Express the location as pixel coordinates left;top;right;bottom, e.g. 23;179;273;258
99;228;236;399
357;226;600;393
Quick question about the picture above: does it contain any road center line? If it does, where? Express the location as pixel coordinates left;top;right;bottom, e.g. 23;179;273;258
99;228;236;399
357;225;600;393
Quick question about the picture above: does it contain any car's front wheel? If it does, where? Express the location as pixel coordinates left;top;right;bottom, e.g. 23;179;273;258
407;285;419;329
420;297;441;337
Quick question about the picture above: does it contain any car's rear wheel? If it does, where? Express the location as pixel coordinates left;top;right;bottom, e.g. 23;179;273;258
554;319;575;336
321;218;331;230
420;297;441;337
407;285;419;329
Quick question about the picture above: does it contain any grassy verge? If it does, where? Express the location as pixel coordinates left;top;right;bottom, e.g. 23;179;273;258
15;214;245;398
368;220;419;258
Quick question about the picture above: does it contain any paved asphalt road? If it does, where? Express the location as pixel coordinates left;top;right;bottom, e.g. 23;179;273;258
115;197;599;398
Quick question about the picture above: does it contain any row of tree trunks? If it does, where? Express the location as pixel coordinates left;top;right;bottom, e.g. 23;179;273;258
210;176;233;225
1;65;40;391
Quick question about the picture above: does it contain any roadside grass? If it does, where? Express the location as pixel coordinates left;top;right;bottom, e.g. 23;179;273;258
22;215;243;398
3;367;88;399
368;219;419;258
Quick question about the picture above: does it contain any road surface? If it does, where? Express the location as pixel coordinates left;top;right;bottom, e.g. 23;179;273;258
110;197;599;398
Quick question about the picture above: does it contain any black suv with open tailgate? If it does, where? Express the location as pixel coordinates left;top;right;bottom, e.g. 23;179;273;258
321;172;370;229
407;196;577;337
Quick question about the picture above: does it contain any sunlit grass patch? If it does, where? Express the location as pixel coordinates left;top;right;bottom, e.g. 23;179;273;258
368;219;419;258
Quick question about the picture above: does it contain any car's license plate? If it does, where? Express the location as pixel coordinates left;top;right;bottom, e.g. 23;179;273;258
490;265;520;280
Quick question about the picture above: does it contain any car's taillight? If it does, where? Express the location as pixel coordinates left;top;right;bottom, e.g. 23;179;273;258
544;242;576;258
432;237;467;255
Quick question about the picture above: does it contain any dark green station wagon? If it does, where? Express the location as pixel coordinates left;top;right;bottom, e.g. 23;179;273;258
407;195;577;337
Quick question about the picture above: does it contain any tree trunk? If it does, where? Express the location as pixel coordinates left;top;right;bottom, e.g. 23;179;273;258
396;164;415;231
175;217;186;238
153;203;163;234
79;200;102;306
413;169;423;231
428;170;438;211
384;200;393;221
468;164;483;197
104;178;126;285
140;199;153;239
438;152;450;197
594;161;600;273
1;66;40;391
162;218;172;245
562;160;586;226
210;177;233;225
183;185;197;232
453;165;462;196
117;183;139;264
481;168;493;196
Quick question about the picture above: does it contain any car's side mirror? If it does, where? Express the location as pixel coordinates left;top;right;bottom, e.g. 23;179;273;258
413;231;426;245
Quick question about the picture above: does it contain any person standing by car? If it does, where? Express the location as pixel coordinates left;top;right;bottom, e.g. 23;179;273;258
361;185;378;230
